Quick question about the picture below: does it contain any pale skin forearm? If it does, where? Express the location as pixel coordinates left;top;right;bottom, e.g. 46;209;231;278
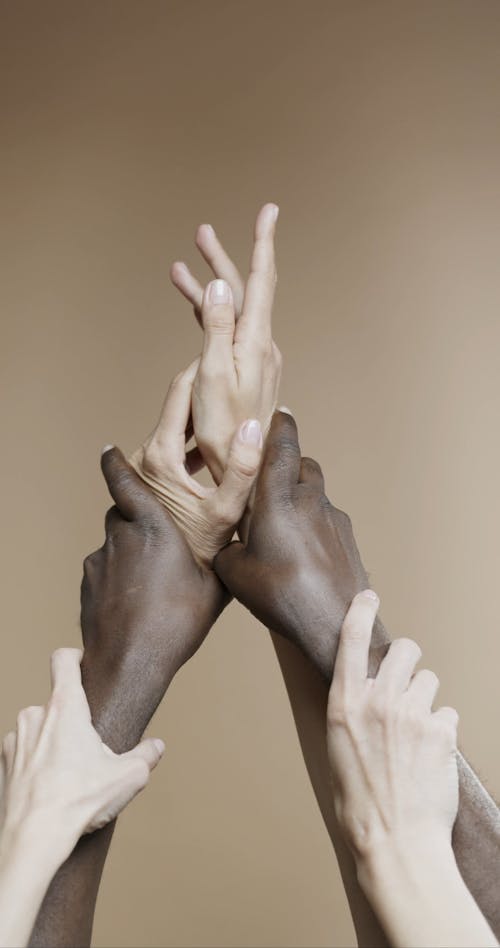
270;616;500;946
0;821;73;948
360;836;498;948
271;632;390;948
28;657;174;948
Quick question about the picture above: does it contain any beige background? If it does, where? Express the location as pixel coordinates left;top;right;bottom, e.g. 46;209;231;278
1;1;500;945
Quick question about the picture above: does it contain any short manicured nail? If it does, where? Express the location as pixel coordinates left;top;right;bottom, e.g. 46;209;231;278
269;203;279;221
239;419;262;446
209;279;231;305
153;738;165;756
101;444;114;455
361;589;379;602
279;405;293;415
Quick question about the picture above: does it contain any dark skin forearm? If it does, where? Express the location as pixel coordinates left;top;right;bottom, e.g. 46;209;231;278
29;656;175;948
216;411;500;943
30;448;225;948
270;630;390;948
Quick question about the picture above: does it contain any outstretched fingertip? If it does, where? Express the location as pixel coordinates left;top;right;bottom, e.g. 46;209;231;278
195;222;215;247
256;203;279;235
170;260;188;281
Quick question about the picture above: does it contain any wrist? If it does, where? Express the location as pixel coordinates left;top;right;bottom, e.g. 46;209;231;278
1;810;76;875
356;829;499;948
356;828;457;915
81;648;174;753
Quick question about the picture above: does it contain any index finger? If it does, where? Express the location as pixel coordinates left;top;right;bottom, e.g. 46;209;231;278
332;591;380;690
236;203;279;348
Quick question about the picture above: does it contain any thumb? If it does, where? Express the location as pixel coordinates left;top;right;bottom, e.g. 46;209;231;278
121;737;165;774
101;447;160;522
85;738;165;832
214;420;263;526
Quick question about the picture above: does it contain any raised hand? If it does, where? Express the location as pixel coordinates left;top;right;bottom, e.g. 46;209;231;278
170;203;282;483
0;649;163;948
128;360;263;568
326;592;497;948
214;409;387;678
0;649;163;849
81;446;227;747
327;591;459;861
30;433;232;948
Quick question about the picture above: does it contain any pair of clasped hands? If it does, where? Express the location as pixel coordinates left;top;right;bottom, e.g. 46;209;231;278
0;205;463;946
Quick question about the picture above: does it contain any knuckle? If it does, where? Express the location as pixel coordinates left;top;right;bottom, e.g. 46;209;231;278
130;758;150;787
24;705;43;718
170;370;185;390
2;731;15;754
16;708;29;728
332;507;352;530
272;342;282;368
341;617;367;642
248;336;271;357
402;705;426;731
302;456;323;476
424;669;439;689
232;456;258;481
327;696;356;730
51;647;67;667
204;311;234;334
141;442;165;479
83;552;96;573
215;500;238;530
276;434;299;457
371;693;393;724
394;637;422;661
199;361;231;385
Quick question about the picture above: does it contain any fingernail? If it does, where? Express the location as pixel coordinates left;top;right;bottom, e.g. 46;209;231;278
209;279;231;305
269;203;279;221
153;738;165;756
101;444;114;455
278;405;293;415
362;589;379;602
239;419;262;446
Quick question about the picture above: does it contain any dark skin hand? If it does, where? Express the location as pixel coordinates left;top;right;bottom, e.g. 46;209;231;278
30;448;225;948
215;410;500;942
215;409;387;681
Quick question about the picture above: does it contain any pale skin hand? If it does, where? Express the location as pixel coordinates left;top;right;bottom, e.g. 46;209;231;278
0;648;163;948
327;591;459;861
170;203;282;483
129;359;263;567
326;592;498;948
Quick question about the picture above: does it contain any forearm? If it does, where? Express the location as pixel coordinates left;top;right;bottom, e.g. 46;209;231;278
29;654;174;948
359;835;498;948
271;631;390;948
272;611;500;944
0;820;73;948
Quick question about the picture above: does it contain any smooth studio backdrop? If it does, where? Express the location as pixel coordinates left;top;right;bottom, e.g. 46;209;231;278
2;2;500;945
